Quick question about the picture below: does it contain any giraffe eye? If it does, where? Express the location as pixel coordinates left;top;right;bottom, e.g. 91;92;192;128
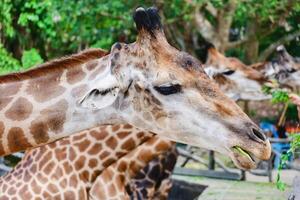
222;70;235;76
288;68;296;73
154;84;182;95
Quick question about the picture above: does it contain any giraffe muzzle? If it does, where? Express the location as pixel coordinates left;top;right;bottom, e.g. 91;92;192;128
229;126;271;170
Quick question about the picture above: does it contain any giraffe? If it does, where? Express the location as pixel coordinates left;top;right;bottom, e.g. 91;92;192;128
0;124;175;199
0;7;271;169
88;135;175;200
0;42;277;199
251;45;300;90
202;42;270;101
123;144;178;200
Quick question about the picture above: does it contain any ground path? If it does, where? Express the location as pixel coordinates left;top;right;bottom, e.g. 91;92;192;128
172;170;298;200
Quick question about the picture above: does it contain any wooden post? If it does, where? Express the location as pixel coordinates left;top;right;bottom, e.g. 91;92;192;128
208;150;215;170
241;170;246;181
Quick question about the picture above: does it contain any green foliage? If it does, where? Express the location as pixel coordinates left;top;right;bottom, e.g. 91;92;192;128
271;90;290;103
0;0;299;65
21;48;43;69
0;43;20;74
0;0;15;37
17;0;56;37
276;134;300;191
235;0;291;25
262;85;290;103
291;133;300;153
262;85;300;191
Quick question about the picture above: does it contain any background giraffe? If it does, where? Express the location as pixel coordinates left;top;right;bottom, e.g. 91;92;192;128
203;42;270;101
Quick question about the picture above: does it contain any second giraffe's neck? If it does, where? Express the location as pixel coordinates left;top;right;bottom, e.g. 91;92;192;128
0;49;122;155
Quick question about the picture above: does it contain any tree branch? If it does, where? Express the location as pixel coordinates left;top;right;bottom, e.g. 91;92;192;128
225;36;249;49
258;29;300;61
215;0;238;52
204;2;217;17
194;5;216;42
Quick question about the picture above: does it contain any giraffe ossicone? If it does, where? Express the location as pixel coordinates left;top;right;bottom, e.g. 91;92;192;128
0;7;270;169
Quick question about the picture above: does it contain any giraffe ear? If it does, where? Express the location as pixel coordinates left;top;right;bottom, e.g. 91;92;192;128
204;67;218;79
79;75;120;110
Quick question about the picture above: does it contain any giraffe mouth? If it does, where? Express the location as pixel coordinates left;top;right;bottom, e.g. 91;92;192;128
230;146;257;170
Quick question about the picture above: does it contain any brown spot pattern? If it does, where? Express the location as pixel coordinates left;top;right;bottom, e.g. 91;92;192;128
0;122;5;155
106;136;118;149
66;67;86;84
40;100;68;133
121;138;136;151
71;84;88;98
90;129;108;140
5;97;33;121
117;131;130;139
86;60;98;71
0;97;12;111
0;82;22;97
88;143;102;155
30;100;68;144
112;125;120;132
74;139;91;152
214;102;234;117
26;70;66;102
7;127;32;153
88;64;107;80
123;124;133;129
29;120;50;144
75;156;85;170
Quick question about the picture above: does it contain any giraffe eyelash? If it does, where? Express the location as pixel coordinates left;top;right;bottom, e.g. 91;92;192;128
154;84;182;95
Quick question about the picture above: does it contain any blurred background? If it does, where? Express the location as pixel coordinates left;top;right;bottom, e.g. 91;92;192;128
0;0;300;199
1;0;300;73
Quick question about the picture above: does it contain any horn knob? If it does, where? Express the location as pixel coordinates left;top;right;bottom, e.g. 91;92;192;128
133;7;162;35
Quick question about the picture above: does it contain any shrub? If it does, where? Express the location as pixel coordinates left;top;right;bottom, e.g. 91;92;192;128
21;48;43;69
0;43;20;74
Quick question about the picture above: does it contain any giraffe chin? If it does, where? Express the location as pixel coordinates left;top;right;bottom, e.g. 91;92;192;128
230;146;257;170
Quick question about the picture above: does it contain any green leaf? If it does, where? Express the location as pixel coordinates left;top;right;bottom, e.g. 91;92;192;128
0;43;20;74
21;49;43;69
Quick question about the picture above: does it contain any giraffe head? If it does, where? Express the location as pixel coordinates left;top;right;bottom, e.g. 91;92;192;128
264;45;300;88
79;7;271;169
203;42;269;100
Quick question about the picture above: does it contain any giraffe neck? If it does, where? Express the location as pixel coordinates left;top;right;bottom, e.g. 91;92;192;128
0;49;123;155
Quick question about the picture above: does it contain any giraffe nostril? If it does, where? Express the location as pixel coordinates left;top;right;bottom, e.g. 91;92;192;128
251;128;267;142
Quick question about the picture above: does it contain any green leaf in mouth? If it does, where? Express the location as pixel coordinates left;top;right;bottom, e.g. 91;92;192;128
233;146;253;161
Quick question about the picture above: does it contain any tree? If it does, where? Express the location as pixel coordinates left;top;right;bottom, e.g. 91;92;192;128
0;0;299;74
158;0;300;63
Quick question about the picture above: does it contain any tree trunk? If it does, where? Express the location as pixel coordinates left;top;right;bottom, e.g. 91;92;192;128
244;21;259;64
258;29;300;61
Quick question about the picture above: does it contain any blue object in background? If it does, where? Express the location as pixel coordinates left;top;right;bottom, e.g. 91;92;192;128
259;122;291;168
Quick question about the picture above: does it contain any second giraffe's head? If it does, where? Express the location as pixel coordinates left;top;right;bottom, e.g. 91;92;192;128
79;7;271;169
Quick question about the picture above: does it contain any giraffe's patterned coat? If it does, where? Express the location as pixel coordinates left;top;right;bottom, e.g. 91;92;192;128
0;124;172;199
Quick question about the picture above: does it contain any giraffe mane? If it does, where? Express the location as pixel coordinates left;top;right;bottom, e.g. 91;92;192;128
0;48;108;83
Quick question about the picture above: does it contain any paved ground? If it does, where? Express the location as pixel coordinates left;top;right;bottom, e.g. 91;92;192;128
172;170;296;200
246;169;298;185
